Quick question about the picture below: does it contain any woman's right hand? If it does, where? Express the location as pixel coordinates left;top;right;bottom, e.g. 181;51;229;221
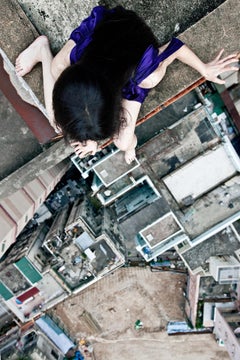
202;49;239;84
70;140;99;158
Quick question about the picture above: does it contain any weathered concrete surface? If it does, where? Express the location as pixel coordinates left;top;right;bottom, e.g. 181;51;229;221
17;0;100;54
15;0;229;108
0;0;43;102
103;0;226;44
9;0;240;117
17;0;226;52
0;89;42;181
141;0;240;115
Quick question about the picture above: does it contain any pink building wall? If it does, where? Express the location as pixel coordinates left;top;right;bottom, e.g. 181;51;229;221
0;206;16;257
0;161;69;258
24;178;47;211
0;189;34;233
185;272;200;327
214;307;240;360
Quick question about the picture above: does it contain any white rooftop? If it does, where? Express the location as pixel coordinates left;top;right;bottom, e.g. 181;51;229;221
163;144;237;204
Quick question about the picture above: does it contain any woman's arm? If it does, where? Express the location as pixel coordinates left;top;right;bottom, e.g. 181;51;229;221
51;39;75;80
174;45;238;84
114;45;238;163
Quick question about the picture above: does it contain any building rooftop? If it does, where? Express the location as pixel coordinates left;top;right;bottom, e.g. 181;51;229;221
181;225;240;272
163;144;237;205
118;196;170;256
113;177;160;220
134;99;240;240
0;263;31;297
199;276;232;300
138;106;220;178
92;150;140;187
51;230;124;291
140;212;182;247
180;175;240;238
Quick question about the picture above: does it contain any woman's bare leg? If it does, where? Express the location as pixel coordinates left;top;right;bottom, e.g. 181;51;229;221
124;134;137;164
15;35;68;131
114;133;137;164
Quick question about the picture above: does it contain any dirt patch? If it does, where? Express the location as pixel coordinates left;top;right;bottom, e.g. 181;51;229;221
52;267;229;359
92;333;230;360
54;268;186;337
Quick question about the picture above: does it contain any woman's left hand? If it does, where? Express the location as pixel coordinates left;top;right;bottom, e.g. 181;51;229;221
70;140;99;158
203;49;239;84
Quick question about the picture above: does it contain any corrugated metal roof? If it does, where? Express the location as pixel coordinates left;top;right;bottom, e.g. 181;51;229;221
15;257;42;284
17;286;39;303
36;315;74;354
0;280;13;300
75;231;94;251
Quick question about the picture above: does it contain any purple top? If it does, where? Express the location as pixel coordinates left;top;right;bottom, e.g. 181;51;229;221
70;6;184;103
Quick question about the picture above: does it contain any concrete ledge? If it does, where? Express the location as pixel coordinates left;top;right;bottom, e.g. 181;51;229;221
141;0;240;115
0;0;44;103
2;0;239;118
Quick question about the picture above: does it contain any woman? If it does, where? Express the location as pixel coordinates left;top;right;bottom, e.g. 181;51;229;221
15;5;238;164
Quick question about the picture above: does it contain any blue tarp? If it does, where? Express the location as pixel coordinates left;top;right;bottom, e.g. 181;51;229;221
74;350;84;360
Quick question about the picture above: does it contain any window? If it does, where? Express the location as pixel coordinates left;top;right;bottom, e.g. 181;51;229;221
1;243;5;253
51;349;59;359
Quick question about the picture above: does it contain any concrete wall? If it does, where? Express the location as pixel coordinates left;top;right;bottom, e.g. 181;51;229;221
214;307;240;360
36;333;64;360
185;272;200;327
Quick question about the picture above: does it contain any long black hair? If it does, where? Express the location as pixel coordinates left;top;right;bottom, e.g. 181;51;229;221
53;6;159;143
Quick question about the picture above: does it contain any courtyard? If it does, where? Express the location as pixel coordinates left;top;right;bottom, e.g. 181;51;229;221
52;267;229;359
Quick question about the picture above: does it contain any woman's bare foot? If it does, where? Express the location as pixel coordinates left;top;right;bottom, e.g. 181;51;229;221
124;148;136;164
15;35;49;77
